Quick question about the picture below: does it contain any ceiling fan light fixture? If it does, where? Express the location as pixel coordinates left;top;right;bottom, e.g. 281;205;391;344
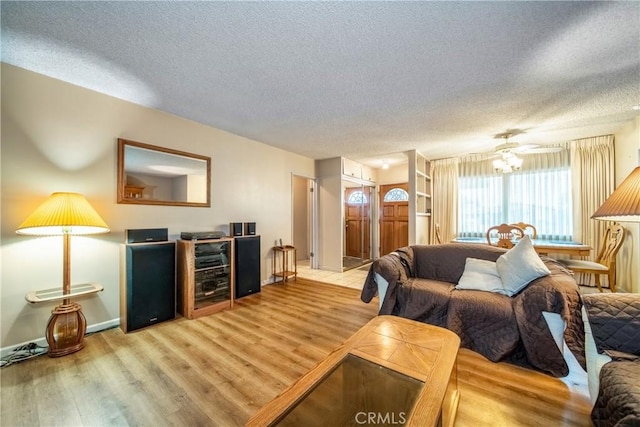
493;133;523;173
493;152;522;173
508;155;523;169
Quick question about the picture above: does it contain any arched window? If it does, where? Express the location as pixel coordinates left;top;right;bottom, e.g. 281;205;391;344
383;188;409;202
347;190;368;204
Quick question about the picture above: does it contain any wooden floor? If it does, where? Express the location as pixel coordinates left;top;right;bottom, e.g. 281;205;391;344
0;278;593;426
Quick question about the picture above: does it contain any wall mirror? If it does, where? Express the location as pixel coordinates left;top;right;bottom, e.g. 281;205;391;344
117;138;211;207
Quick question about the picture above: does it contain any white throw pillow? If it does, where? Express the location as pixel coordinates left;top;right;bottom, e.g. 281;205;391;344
496;235;550;296
456;258;508;295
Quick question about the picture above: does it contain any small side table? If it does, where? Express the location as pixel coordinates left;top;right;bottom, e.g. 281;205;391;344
272;246;297;283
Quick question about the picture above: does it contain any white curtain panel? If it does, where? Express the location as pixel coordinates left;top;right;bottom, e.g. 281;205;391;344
570;135;615;287
431;157;459;244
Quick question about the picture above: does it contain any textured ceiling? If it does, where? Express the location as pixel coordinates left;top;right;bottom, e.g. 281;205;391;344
2;1;639;168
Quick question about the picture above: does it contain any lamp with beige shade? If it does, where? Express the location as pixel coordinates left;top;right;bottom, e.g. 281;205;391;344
16;192;109;357
561;162;640;292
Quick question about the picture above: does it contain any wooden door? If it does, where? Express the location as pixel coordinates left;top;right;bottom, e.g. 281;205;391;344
380;183;409;256
345;187;371;259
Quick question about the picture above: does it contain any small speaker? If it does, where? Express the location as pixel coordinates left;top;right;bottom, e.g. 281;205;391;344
230;222;243;237
126;228;168;243
244;222;256;236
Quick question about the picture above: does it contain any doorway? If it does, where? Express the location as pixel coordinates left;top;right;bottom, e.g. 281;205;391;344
343;182;374;271
379;183;409;255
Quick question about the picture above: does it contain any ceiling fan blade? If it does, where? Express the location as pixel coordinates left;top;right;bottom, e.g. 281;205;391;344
523;146;563;154
511;144;539;153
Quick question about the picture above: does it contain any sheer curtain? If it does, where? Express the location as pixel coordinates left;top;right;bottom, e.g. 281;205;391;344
508;147;571;240
431;157;458;243
457;145;571;239
458;154;502;237
570;135;615;286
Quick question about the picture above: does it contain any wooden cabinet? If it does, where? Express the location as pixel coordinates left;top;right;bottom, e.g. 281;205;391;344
342;158;376;182
361;164;375;182
177;238;234;319
342;158;362;178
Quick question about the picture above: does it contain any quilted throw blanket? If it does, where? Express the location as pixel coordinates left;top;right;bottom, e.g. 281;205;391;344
592;359;640;427
583;294;640;357
361;247;585;377
584;294;640;427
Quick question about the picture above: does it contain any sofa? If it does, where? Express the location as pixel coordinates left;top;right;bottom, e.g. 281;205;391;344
361;242;586;377
582;293;640;427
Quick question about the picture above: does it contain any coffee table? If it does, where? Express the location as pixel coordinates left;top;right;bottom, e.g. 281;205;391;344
246;315;460;427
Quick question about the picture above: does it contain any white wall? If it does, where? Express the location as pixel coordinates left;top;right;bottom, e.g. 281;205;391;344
614;116;640;293
0;64;315;348
317;175;343;272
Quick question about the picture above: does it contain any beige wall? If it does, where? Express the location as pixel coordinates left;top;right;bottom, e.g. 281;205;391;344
1;64;315;348
614;116;640;293
292;175;310;260
377;163;408;185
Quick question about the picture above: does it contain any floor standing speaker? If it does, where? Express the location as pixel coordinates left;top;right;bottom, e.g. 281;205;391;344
235;235;261;298
121;241;176;332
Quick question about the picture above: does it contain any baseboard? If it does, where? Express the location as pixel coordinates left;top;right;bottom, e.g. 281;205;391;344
0;318;120;358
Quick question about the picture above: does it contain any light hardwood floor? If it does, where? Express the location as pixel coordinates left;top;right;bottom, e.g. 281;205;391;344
0;278;593;426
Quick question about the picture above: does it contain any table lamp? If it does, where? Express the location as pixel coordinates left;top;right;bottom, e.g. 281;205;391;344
16;192;110;357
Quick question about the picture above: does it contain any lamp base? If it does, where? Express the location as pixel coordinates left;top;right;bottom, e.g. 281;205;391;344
45;301;87;357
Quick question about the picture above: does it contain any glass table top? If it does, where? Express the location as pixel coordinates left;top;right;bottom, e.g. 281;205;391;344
275;354;423;427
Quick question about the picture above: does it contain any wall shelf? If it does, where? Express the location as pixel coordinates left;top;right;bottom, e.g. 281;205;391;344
26;283;103;304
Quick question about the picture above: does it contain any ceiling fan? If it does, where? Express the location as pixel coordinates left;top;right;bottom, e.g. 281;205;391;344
490;131;561;173
493;130;562;154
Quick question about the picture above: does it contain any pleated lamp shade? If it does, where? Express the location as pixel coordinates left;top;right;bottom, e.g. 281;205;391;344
591;167;640;222
16;192;110;235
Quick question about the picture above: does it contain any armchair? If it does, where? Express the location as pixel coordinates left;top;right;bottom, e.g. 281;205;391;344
582;293;640;426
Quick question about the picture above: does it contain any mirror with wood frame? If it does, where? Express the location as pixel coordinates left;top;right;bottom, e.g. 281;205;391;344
117;138;211;207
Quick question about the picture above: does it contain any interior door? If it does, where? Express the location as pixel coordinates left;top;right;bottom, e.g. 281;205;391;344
380;183;409;256
344;186;371;260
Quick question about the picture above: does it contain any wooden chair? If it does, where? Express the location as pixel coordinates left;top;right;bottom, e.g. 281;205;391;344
560;224;625;292
486;224;525;249
510;222;537;239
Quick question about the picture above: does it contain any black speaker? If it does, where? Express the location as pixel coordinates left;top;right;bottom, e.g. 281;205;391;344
125;228;168;243
244;222;256;236
230;222;243;237
235;235;261;298
122;241;176;332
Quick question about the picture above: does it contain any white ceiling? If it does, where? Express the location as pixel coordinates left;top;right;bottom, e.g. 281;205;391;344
2;1;639;168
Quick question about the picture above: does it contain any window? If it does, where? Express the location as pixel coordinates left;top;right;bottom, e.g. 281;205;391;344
383;188;409;202
347;190;368;204
457;149;572;240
